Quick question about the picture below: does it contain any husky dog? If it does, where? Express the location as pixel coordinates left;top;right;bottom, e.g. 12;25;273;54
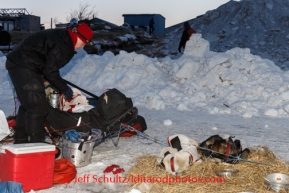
199;134;250;163
157;134;202;175
156;147;178;165
167;134;199;151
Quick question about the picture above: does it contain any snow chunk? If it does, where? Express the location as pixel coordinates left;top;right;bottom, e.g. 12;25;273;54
265;109;278;117
118;34;137;41
177;103;191;111
129;189;142;193
183;34;210;57
164;119;173;126
281;91;289;101
174;60;200;80
0;110;10;138
145;95;165;110
242;112;252;118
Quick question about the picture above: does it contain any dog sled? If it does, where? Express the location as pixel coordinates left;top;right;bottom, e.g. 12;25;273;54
1;84;147;159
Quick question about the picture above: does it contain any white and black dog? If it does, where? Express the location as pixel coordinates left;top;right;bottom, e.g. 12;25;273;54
157;134;202;175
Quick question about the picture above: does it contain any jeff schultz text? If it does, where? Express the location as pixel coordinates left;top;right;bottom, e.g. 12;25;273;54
74;174;226;185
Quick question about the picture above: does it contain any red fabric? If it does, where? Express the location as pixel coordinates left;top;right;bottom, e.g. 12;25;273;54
7;118;16;128
76;22;93;43
53;158;77;184
120;122;142;137
112;168;125;174
103;164;119;173
103;164;125;174
187;28;196;40
68;28;78;46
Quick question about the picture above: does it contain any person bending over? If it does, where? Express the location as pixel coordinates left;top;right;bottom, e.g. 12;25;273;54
6;21;93;143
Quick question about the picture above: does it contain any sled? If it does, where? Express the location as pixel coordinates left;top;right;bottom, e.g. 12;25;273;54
44;104;141;146
1;100;145;145
1;81;147;160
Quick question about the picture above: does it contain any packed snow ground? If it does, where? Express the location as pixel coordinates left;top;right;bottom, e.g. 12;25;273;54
1;34;289;192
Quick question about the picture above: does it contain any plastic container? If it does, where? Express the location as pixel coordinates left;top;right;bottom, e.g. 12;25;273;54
0;143;57;192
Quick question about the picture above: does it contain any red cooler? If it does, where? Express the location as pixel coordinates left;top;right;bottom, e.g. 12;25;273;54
0;143;56;192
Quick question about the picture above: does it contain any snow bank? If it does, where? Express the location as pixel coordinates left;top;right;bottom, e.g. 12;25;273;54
1;34;289;119
63;34;289;118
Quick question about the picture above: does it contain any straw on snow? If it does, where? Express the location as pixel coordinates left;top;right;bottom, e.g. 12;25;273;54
127;146;289;193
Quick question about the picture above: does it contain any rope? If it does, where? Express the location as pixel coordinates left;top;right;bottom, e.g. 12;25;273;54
121;123;168;146
120;124;272;166
197;146;272;166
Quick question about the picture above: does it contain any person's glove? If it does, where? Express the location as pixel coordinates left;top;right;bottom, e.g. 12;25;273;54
62;86;73;100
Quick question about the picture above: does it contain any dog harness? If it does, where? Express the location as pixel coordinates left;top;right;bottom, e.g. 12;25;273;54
170;157;175;172
225;141;231;159
169;151;202;173
186;151;202;164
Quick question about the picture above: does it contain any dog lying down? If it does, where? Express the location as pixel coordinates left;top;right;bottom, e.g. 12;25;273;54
157;134;202;175
199;134;250;164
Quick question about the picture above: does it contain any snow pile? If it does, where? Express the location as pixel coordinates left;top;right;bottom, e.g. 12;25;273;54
2;34;289;119
60;34;289;118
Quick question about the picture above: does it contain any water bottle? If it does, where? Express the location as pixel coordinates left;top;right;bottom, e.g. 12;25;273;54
50;91;59;108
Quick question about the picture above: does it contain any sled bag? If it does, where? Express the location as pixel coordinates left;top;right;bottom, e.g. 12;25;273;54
45;104;95;133
120;115;147;137
90;88;137;133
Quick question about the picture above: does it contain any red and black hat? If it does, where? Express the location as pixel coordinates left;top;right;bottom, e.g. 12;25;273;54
68;22;93;46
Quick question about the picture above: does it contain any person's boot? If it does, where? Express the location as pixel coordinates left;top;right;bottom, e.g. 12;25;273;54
13;106;29;144
14;137;28;144
27;133;45;143
13;127;28;144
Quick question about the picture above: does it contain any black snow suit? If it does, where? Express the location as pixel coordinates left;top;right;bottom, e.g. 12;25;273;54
6;28;75;143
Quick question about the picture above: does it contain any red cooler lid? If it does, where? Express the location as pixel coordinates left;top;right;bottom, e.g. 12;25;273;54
1;143;55;154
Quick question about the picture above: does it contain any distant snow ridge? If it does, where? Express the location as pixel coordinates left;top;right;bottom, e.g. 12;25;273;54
61;34;289;118
165;0;289;70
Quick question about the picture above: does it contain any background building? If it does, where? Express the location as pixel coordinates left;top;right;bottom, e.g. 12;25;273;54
122;14;165;35
0;8;41;31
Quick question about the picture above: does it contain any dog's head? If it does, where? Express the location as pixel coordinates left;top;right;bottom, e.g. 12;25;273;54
157;147;178;166
199;135;223;149
200;135;243;161
162;152;191;175
162;149;202;175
